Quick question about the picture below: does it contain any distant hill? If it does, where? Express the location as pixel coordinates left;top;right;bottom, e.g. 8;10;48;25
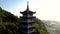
0;7;49;34
42;20;60;34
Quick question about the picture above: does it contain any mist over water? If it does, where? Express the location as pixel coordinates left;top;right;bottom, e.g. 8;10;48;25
43;20;60;34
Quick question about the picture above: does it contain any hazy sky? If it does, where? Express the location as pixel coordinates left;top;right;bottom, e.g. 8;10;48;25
0;0;60;21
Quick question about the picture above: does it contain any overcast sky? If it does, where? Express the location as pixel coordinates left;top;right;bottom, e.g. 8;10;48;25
0;0;60;22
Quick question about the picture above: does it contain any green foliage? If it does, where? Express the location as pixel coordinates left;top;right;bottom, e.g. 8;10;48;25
0;7;49;34
0;7;18;22
35;23;49;34
0;7;20;34
0;22;20;34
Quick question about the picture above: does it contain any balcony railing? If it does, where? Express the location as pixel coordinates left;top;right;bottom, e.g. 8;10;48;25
22;25;35;28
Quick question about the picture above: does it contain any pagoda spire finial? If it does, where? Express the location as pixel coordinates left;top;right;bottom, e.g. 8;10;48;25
27;1;29;10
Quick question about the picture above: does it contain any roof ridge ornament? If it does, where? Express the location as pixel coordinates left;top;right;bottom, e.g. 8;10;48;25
27;1;29;11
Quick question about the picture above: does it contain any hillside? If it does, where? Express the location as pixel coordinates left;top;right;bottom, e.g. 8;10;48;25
35;18;49;34
0;7;49;34
0;7;18;22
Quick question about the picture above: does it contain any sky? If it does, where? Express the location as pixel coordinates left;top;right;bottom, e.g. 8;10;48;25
0;0;60;22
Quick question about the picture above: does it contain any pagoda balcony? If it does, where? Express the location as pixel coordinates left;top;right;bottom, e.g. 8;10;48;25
22;29;36;33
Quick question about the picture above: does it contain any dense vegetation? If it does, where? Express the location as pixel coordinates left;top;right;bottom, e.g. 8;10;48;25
0;7;49;34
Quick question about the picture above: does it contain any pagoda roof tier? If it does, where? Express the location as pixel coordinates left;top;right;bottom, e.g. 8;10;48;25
20;17;36;19
20;11;36;14
21;20;35;22
21;22;35;25
20;16;36;18
21;21;35;23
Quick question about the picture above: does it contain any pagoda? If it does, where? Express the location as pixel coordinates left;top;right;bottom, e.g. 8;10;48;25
20;2;36;34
